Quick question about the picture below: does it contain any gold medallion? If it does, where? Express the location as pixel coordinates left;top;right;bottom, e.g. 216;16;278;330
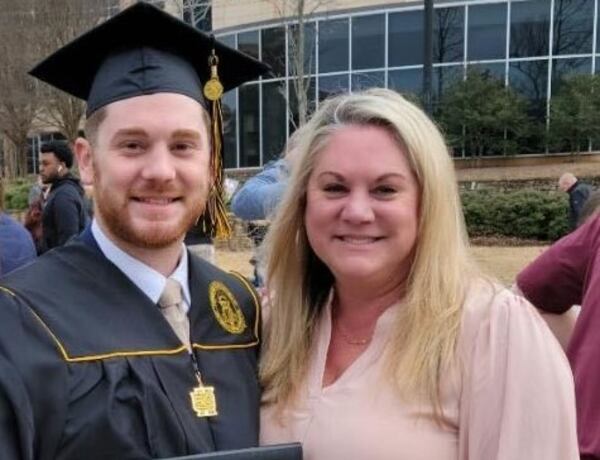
203;78;223;101
190;384;218;417
208;281;247;334
204;50;224;101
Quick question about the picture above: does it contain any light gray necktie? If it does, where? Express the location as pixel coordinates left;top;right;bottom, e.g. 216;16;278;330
158;279;191;352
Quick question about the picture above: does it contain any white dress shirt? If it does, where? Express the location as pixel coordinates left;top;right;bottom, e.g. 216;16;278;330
91;219;191;313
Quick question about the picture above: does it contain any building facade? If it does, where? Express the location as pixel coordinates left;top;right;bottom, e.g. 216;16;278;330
19;0;600;174
210;0;599;168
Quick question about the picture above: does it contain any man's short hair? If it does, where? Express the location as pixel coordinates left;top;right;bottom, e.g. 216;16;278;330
84;107;107;147
40;141;74;169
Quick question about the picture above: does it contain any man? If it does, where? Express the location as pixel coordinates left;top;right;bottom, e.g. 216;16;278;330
0;179;36;277
516;214;600;460
39;141;88;252
230;126;303;222
0;3;269;459
558;172;593;229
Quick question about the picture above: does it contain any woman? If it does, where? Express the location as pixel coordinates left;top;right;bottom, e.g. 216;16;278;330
259;89;578;459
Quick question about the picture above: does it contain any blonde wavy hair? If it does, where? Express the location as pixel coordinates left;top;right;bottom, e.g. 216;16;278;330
260;88;475;417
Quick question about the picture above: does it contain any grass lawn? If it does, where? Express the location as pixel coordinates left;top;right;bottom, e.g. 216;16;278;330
216;245;548;287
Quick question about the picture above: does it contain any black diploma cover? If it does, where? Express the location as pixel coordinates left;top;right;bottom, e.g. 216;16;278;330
161;443;302;460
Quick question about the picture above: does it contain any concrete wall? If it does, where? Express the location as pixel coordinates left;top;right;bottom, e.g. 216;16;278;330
227;153;600;189
213;0;417;31
119;0;184;17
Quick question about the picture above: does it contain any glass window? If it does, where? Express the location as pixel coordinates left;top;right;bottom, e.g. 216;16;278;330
318;74;349;101
510;0;550;58
551;58;592;95
289;22;317;77
239;84;260;167
238;30;259;60
351;72;385;91
352;14;384;70
468;62;506;82
388;68;423;97
26;137;38;175
597;1;600;53
388;11;423;67
553;0;593;55
262;81;287;163
389;10;423;66
222;90;237;169
289;77;316;131
509;60;548;119
434;7;464;63
262;27;286;78
218;34;236;49
432;65;463;106
467;3;507;60
319;18;349;73
509;60;549;154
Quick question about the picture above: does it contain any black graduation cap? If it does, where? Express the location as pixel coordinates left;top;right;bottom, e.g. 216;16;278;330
30;1;270;115
29;1;271;238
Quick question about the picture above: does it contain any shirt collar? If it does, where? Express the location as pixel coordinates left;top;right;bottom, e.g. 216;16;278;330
91;219;192;309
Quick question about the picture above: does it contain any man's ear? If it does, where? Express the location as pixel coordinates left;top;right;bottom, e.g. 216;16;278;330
74;137;95;185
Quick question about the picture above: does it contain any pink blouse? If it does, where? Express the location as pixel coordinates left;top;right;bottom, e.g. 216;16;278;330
260;281;578;459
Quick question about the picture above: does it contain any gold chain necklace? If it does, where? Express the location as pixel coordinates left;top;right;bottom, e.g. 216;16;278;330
334;320;373;346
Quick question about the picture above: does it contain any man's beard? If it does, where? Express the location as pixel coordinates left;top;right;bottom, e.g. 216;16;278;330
94;169;206;249
41;171;58;184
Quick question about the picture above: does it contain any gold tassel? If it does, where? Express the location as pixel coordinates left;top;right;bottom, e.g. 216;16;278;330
203;48;231;239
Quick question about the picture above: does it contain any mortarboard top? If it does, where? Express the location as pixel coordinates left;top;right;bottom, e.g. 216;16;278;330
29;1;271;116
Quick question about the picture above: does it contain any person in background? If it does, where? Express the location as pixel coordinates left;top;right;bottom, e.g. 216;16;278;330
24;177;48;255
260;89;578;459
0;3;269;459
39;140;89;252
577;190;600;227
516;210;600;459
0;179;36;277
27;175;48;208
231;128;302;222
230;130;302;285
559;172;593;229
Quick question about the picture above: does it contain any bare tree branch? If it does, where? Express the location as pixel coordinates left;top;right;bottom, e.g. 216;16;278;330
33;0;112;143
163;0;211;26
268;0;335;128
0;0;39;178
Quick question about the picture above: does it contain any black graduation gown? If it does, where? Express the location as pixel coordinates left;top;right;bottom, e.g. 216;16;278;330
0;237;261;460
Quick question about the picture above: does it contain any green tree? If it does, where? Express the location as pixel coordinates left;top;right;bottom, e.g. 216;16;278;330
439;70;531;157
548;74;600;154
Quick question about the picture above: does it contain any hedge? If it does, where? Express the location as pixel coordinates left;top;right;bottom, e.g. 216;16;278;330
1;178;571;242
461;189;569;241
4;179;34;211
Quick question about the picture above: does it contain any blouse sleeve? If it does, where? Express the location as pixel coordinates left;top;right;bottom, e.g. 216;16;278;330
458;287;579;460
